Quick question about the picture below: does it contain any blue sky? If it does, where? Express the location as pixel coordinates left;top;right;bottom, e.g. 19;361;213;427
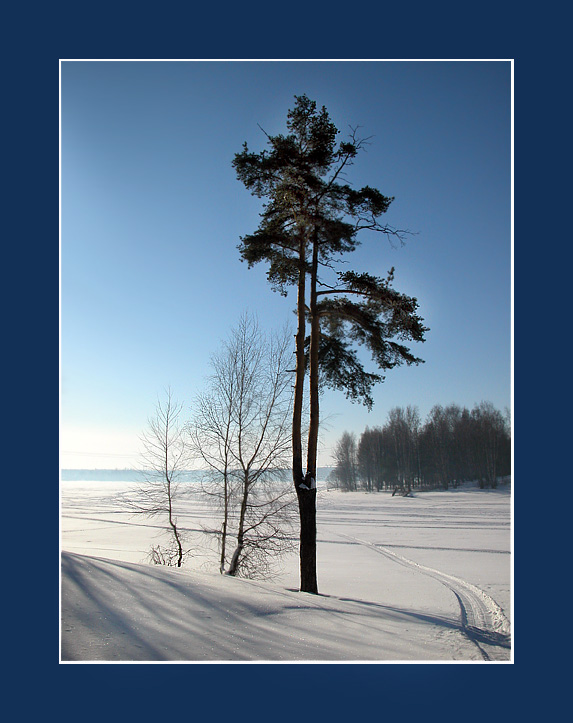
60;60;511;469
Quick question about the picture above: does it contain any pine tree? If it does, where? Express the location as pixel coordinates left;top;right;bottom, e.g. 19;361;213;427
233;95;428;593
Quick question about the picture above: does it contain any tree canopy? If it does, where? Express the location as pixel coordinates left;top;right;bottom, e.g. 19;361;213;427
233;95;427;410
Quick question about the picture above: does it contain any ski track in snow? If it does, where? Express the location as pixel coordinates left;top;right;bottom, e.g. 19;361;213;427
336;532;511;661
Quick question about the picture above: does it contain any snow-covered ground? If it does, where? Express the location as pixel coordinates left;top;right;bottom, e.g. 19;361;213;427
60;479;512;663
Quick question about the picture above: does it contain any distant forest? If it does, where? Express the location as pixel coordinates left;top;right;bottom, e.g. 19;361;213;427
329;401;511;493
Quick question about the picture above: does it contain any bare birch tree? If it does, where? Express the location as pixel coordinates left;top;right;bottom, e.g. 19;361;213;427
189;314;297;578
332;431;358;491
125;388;192;567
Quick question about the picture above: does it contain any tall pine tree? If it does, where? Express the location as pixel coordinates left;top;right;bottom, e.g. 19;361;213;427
233;95;428;593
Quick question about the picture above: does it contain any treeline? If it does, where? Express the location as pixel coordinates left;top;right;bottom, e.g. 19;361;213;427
330;402;511;493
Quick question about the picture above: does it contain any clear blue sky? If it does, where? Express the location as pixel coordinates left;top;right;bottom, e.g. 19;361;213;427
60;60;511;469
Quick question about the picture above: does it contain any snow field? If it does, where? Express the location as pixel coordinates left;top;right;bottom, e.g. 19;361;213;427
60;479;511;662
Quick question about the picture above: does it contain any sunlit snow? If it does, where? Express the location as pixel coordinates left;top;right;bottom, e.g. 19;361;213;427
60;478;511;662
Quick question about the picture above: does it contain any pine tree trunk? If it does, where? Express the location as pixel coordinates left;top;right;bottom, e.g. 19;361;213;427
292;238;306;490
297;486;318;594
306;234;320;483
299;231;320;594
290;234;319;594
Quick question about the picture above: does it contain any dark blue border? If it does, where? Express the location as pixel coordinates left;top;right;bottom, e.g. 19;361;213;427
6;0;558;718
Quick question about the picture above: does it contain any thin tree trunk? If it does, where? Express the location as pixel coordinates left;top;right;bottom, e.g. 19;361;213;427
219;408;234;574
167;476;183;568
220;470;228;574
292;237;306;489
227;472;249;576
306;232;320;483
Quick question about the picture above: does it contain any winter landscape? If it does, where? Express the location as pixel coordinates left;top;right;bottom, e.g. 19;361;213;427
60;475;512;663
60;62;513;670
